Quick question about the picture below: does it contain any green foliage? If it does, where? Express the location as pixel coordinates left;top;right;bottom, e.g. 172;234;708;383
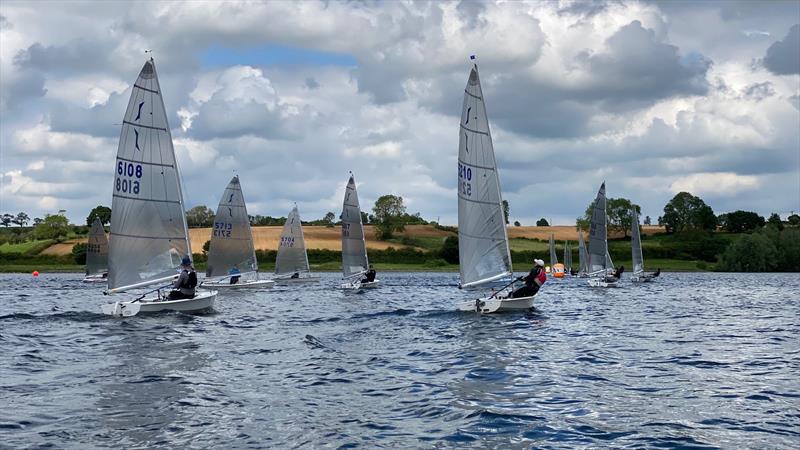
502;200;510;225
718;232;778;271
186;205;215;227
13;212;30;227
514;221;521;227
32;214;70;241
1;214;13;227
323;212;336;227
202;240;211;254
776;228;800;270
661;192;716;233
372;194;407;240
536;218;549;226
72;243;87;264
767;213;784;231
577;198;641;237
719;210;764;233
433;223;458;233
86;205;112;226
439;236;459;264
788;214;800;226
644;215;652;226
249;215;287;226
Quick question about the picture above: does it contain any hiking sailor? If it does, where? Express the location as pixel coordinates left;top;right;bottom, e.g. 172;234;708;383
510;259;546;298
168;256;197;300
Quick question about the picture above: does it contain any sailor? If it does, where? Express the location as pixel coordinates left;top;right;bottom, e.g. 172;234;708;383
361;265;377;283
290;272;300;279
229;265;241;284
168;256;197;300
652;268;661;277
612;265;625;279
511;259;546;298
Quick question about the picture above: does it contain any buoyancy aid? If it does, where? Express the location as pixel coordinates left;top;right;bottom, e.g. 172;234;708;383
534;268;547;287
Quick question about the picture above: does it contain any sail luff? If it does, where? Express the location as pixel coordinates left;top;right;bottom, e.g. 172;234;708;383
457;64;512;288
631;208;644;274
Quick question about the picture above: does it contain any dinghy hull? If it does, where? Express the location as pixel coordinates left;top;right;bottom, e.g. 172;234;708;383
340;279;380;290
203;279;274;289
456;295;534;313
102;290;217;316
274;275;320;285
588;278;620;288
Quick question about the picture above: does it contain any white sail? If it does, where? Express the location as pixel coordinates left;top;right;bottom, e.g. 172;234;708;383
108;58;190;292
631;208;644;274
85;218;108;276
578;229;588;274
275;205;310;275
457;64;512;288
587;182;608;275
549;234;558;267
206;176;257;278
341;174;369;278
563;241;572;272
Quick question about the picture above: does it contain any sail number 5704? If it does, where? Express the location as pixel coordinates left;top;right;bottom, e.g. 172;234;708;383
115;161;142;195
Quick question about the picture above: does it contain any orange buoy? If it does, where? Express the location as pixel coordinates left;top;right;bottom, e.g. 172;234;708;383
552;263;565;278
32;270;40;277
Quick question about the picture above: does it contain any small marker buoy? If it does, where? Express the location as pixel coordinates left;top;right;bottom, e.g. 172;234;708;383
32;271;40;277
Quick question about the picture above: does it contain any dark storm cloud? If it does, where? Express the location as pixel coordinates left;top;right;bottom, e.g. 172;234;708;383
14;40;113;73
763;24;800;75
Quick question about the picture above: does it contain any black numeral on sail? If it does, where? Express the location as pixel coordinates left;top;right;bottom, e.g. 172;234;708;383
115;161;143;195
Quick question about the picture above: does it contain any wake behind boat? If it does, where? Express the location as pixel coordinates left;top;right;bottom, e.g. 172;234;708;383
453;62;535;313
203;175;274;290
101;58;216;316
339;173;379;290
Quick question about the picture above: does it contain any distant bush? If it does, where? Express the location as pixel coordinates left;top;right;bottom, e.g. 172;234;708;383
72;243;87;265
718;232;778;271
433;223;457;234
424;258;449;267
439;236;459;264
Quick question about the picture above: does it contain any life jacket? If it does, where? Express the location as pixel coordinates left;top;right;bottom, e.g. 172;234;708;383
534;269;547;287
183;270;198;289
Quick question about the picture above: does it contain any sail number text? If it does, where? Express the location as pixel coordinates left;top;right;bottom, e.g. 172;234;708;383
342;223;351;238
280;236;295;247
213;222;233;238
458;163;472;197
115;161;142;195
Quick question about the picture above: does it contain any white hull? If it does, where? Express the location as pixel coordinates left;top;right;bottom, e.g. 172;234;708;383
340;279;380;290
588;277;620;288
203;279;274;289
456;295;534;313
631;275;656;283
274;275;320;285
82;274;108;283
102;290;217;316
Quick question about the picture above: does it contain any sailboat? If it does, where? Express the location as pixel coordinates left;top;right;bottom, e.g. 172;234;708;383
549;234;564;278
577;228;589;277
203;176;274;289
274;205;319;284
630;208;655;282
101;58;217;316
563;240;573;277
339;173;379;290
587;182;619;287
83;218;108;283
454;63;533;313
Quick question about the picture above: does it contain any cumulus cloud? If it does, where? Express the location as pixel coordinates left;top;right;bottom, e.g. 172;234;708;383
763;24;800;74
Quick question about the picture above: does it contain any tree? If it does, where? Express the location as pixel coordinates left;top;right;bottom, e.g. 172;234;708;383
788;214;800;226
439;235;459;264
644;215;651;226
323;212;335;227
12;212;29;227
767;213;784;231
514;221;521;227
502;200;510;225
32;214;70;240
186;205;215;227
718;232;778;272
72;243;88;264
33;217;44;226
536;218;549;227
372;195;407;240
577;198;641;237
361;211;370;225
86;205;112;226
1;214;13;227
721;210;764;233
202;240;211;254
661;192;716;234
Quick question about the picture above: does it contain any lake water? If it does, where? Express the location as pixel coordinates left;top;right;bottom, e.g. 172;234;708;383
1;272;798;448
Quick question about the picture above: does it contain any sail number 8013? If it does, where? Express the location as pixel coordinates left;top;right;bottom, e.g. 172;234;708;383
115;161;142;195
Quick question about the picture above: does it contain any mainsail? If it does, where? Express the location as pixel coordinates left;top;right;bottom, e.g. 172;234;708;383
275;205;310;275
578;229;588;274
108;58;190;292
587;182;609;275
563;241;572;272
341;174;369;278
631;208;644;274
457;64;512;288
549;234;558;267
206;176;257;278
86;218;108;276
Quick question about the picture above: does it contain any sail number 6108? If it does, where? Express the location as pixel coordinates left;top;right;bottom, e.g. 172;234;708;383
115;161;143;195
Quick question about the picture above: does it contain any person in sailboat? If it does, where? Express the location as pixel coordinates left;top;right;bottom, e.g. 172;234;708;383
168;256;197;300
509;259;546;298
229;265;241;284
606;265;624;282
361;265;377;284
290;272;300;279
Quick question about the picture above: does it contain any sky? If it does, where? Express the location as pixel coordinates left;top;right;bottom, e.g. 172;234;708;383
1;0;798;226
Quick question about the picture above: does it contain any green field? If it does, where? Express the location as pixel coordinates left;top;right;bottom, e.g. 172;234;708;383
0;239;55;254
509;238;549;252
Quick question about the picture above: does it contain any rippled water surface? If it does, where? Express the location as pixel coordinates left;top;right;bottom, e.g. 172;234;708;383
1;272;798;448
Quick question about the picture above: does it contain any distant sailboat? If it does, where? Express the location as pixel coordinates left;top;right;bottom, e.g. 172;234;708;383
102;58;217;316
630;208;658;282
275;205;319;284
454;62;534;313
83;218;108;283
577;229;589;277
549;233;564;278
204;176;274;289
340;173;379;290
563;240;573;276
587;182;619;287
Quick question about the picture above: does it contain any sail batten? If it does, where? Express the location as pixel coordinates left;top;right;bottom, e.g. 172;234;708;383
341;175;369;278
206;175;258;278
457;64;512;288
108;59;190;291
275;206;311;275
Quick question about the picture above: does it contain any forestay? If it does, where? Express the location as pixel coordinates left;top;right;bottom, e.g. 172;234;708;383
86;218;108;276
631;208;644;274
275;206;310;276
341;175;369;278
549;234;558;267
108;58;190;292
206;176;257;278
457;65;512;288
587;182;609;274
